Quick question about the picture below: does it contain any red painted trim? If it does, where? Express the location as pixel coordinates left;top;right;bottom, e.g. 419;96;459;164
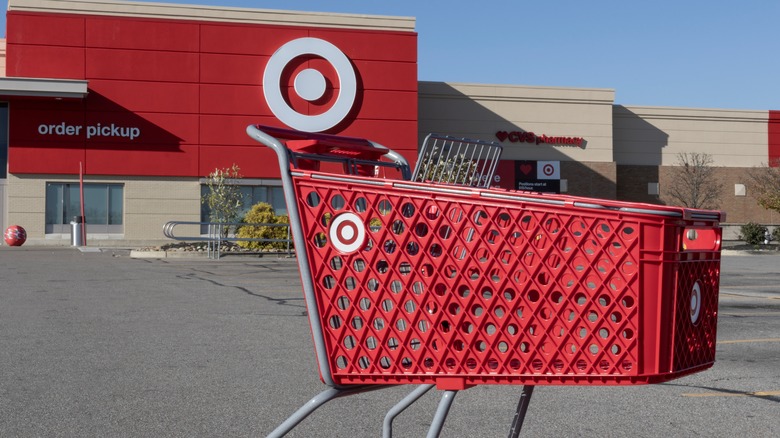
769;110;780;167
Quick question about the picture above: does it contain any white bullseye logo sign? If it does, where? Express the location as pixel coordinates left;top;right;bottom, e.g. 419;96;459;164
329;212;366;254
536;161;560;180
263;37;357;132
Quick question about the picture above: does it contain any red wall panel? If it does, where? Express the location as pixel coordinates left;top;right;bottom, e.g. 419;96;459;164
200;84;269;116
199;145;281;178
86;144;199;176
81;112;200;145
86;17;200;51
6;13;85;46
6;45;86;78
9;143;86;175
354;60;418;91
10;98;85;112
199;115;267;146
87;80;200;114
770;110;780;166
338;120;419;152
200;53;266;85
200;23;308;55
11;108;85;143
313;29;417;62
86;48;200;82
353;90;418;121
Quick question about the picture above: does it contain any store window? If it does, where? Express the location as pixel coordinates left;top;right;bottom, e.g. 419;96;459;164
45;183;124;234
200;184;287;230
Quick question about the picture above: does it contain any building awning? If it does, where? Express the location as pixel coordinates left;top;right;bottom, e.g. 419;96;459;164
0;77;88;99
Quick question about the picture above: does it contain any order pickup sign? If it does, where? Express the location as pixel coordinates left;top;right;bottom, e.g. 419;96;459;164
38;122;141;140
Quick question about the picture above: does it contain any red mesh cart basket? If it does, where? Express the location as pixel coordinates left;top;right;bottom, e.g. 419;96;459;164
247;125;723;437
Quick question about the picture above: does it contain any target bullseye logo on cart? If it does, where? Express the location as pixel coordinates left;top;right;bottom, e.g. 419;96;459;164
690;281;702;324
329;212;366;254
263;37;357;132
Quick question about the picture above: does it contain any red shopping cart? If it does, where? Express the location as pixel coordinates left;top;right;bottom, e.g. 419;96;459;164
247;125;723;437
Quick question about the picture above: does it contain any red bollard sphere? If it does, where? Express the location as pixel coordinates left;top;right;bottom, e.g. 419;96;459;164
4;225;27;246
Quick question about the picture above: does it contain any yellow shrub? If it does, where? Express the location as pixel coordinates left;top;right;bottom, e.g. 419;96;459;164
236;202;290;250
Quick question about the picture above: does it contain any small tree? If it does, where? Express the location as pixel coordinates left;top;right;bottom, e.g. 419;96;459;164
739;222;768;245
236;202;290;251
201;164;243;237
747;160;780;214
666;152;722;209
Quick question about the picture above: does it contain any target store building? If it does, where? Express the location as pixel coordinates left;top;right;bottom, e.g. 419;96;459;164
1;0;778;246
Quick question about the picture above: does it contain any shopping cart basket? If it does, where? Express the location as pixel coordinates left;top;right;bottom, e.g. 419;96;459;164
247;125;723;437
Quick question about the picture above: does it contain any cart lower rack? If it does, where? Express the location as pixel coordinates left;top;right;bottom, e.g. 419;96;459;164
247;125;723;437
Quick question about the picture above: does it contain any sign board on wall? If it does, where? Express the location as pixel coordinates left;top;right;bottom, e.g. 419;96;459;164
492;160;561;193
496;131;584;148
515;160;561;193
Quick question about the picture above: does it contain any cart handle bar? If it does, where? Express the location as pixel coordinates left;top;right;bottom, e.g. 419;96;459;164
247;125;411;180
246;124;411;389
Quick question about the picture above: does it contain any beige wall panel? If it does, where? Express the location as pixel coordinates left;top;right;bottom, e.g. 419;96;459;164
0;39;6;78
614;106;768;167
476;102;611;125
124;180;199;199
121;178;201;242
499;143;613;163
6;176;45;239
7;174;45;198
5;196;45;214
125;199;199;215
419;81;615;163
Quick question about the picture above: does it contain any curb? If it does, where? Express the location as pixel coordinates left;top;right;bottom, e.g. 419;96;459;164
129;250;210;259
129;250;169;258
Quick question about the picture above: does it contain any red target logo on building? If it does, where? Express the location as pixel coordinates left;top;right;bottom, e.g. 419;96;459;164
329;212;366;254
263;37;357;132
542;163;555;177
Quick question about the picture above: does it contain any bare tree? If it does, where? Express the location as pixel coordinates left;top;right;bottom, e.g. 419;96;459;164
747;159;780;214
666;152;722;209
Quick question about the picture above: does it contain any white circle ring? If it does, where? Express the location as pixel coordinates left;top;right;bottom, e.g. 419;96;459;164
690;281;702;324
263;37;357;132
329;212;366;254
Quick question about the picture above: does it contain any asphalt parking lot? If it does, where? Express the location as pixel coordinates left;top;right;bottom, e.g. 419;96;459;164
0;247;778;437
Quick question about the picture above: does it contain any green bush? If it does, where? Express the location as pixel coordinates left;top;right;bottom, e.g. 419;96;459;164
236;202;290;251
773;227;780;243
739;222;768;245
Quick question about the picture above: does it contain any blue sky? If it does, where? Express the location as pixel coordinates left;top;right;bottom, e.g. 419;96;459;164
3;0;778;110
